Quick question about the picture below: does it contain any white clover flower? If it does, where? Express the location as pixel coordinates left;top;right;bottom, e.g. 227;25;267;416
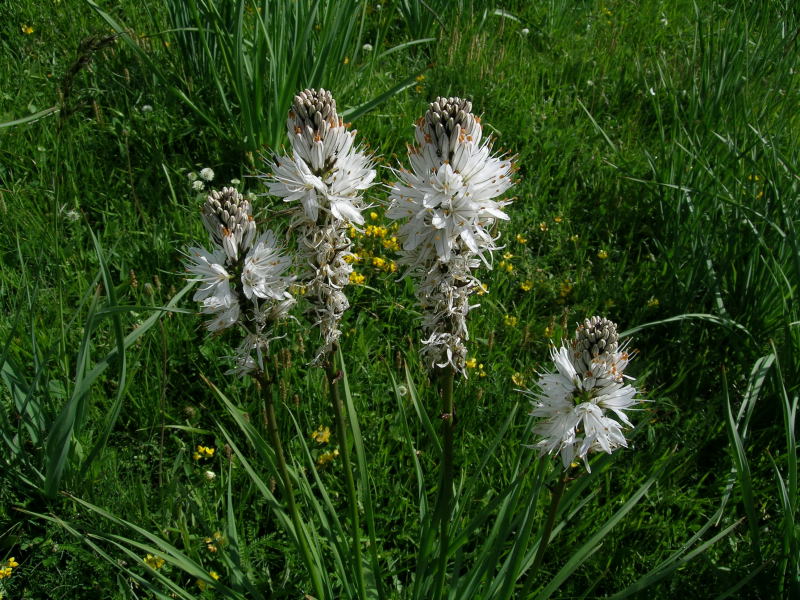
204;470;216;481
230;178;241;185
192;180;205;192
188;172;198;182
362;43;373;52
385;97;516;374
185;187;295;373
263;88;376;364
141;104;153;113
521;27;530;36
200;167;215;181
526;317;640;471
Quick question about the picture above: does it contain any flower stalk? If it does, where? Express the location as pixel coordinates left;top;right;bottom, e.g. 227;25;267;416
326;352;367;599
256;371;325;600
432;365;456;600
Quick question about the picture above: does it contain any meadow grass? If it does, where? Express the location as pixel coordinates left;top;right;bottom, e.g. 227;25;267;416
1;0;797;598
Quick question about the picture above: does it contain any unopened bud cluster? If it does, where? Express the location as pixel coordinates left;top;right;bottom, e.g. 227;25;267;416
387;97;516;374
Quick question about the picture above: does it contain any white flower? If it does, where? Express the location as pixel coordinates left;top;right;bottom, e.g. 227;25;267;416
141;104;153;113
192;180;205;192
527;318;639;471
242;231;295;301
521;27;530;35
188;172;198;182
230;178;241;185
384;97;515;373
184;246;239;332
362;43;373;52
200;167;215;181
387;97;514;267
263;88;376;364
204;470;216;481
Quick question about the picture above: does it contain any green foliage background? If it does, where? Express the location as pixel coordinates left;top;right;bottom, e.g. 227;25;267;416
0;0;797;598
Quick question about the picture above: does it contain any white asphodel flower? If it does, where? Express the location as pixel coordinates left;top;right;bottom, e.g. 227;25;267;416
527;317;639;471
266;88;375;227
387;96;515;267
185;187;295;373
263;88;376;365
385;97;516;374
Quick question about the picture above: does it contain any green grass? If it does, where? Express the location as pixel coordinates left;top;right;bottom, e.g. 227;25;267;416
1;0;798;598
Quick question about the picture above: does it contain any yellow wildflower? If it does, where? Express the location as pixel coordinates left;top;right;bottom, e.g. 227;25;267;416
349;225;359;238
570;234;579;243
369;211;379;220
465;357;478;369
21;24;34;35
511;372;525;386
503;251;514;259
0;566;12;579
504;263;514;273
311;425;331;444
144;554;165;569
539;222;548;232
477;283;488;295
597;249;609;260
554;216;563;223
209;571;220;580
349;271;365;284
504;315;518;327
544;325;554;338
647;297;660;308
6;558;18;569
316;448;340;466
520;280;533;292
478;364;487;378
415;74;426;82
372;256;386;269
343;56;350;64
195;445;215;459
516;233;528;244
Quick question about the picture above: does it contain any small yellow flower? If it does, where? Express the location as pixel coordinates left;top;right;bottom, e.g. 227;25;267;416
504;315;518;327
349;271;365;284
415;74;426;82
516;233;528;244
539;222;548;232
21;24;34;35
465;357;478;369
511;372;525;386
544;325;554;338
6;558;18;569
349;225;359;238
209;571;220;580
570;234;579;243
311;425;331;444
0;566;12;579
195;445;215;459
415;85;424;93
369;211;379;220
520;280;533;292
144;554;165;569
477;283;488;295
372;256;386;269
597;249;609;260
747;174;761;181
478;364;487;378
343;56;350;64
647;296;660;308
316;448;340;466
502;251;514;259
505;263;514;273
554;216;563;223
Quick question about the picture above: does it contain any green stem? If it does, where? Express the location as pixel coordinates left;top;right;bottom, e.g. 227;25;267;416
258;372;325;600
433;366;456;600
326;354;367;600
517;471;569;599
